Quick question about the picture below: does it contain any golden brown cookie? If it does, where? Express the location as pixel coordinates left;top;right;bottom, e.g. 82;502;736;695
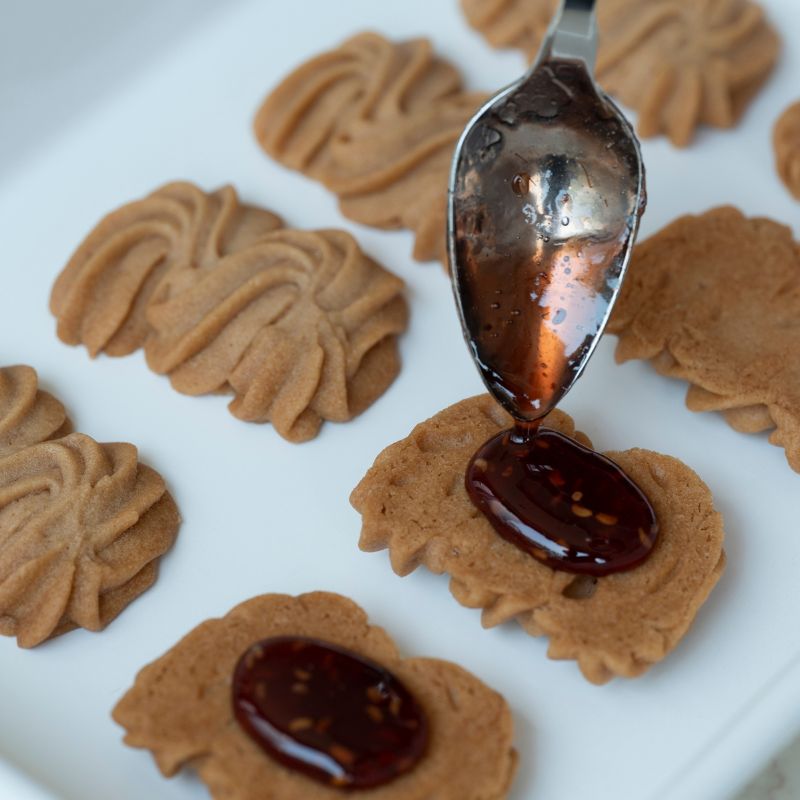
0;432;179;648
608;206;800;472
254;32;487;263
0;365;72;457
51;182;408;442
775;100;800;200
51;181;284;358
113;591;517;799
351;396;725;684
461;0;780;147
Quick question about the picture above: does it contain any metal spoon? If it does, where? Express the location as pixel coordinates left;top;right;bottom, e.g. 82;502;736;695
448;0;645;425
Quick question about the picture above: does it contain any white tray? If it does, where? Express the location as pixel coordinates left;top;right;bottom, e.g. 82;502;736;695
1;1;799;798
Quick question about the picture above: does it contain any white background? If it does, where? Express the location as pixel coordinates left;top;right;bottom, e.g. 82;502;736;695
1;1;799;799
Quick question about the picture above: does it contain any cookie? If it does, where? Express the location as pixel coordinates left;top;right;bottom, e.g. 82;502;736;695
0;432;179;648
775;101;800;200
51;182;408;442
351;395;725;684
0;365;72;457
51;181;284;358
113;591;517;799
461;0;780;147
608;206;800;472
254;32;487;263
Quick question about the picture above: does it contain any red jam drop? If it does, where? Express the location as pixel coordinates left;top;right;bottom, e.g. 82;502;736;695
466;424;658;576
232;637;428;791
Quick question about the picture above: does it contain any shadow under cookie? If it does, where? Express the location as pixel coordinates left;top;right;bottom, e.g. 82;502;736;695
351;395;725;685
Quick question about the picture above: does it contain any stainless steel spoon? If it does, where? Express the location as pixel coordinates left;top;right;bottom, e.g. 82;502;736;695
448;0;645;425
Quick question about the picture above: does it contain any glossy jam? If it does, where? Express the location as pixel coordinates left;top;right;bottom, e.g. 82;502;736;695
232;637;428;790
466;423;658;575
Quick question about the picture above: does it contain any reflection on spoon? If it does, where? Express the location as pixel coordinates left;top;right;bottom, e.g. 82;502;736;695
450;58;644;422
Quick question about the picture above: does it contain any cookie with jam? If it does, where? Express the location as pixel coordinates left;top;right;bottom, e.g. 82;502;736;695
113;591;517;799
351;395;725;685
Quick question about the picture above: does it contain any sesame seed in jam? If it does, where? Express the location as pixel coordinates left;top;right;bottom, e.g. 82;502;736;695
232;637;428;790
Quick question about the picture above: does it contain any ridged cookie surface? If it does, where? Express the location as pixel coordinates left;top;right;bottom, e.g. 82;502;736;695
255;33;487;263
461;0;780;146
51;182;408;441
0;365;71;457
0;365;179;647
0;433;179;647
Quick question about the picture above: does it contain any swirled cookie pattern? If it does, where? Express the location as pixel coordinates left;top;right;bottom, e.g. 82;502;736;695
461;0;780;147
51;182;408;442
774;101;800;200
254;33;488;263
51;182;283;358
351;396;725;684
0;430;179;648
608;207;800;472
0;365;71;457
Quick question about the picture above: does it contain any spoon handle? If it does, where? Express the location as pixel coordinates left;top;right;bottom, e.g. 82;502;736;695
533;0;599;72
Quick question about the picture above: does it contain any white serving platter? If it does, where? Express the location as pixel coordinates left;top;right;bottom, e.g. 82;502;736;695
1;1;799;798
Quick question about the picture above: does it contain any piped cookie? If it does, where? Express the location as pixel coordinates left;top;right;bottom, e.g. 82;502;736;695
0;364;72;457
0;365;179;647
254;32;487;263
461;0;780;147
50;181;408;442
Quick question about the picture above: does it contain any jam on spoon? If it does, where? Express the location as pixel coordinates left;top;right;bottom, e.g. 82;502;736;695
232;637;428;790
449;1;655;574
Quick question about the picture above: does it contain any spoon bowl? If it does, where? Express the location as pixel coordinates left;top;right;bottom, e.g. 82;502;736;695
448;0;645;423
